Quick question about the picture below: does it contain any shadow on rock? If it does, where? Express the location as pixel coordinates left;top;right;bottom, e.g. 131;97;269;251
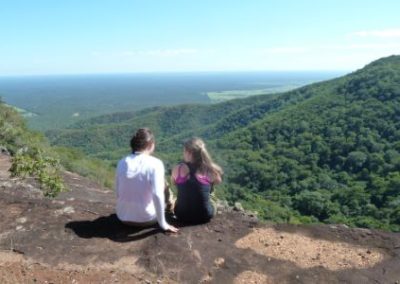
65;214;162;242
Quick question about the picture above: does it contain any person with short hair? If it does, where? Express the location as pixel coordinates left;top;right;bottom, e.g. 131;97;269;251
115;128;178;233
172;137;223;224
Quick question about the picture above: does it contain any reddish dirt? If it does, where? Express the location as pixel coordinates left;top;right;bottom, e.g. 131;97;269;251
1;154;400;283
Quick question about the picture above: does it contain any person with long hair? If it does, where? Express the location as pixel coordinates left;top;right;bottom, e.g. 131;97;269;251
115;128;178;233
171;137;223;223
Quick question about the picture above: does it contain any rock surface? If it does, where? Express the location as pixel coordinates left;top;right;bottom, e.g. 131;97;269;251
0;154;400;283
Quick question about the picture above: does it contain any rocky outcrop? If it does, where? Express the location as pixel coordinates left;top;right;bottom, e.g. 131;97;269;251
0;154;399;283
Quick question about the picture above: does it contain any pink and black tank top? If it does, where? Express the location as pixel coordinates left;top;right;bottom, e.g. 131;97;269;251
174;162;214;223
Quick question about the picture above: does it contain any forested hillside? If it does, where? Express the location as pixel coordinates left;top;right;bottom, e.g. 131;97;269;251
46;79;328;161
219;55;400;231
47;55;400;231
0;100;114;195
0;99;65;196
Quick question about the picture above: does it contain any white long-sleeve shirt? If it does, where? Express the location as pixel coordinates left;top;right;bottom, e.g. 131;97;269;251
115;153;169;230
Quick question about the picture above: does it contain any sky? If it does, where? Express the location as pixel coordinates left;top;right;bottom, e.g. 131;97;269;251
1;0;400;76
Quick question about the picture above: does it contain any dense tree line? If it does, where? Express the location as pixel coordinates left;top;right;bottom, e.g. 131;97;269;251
218;55;400;231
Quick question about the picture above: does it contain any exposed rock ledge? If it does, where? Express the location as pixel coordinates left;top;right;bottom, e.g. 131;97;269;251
0;154;399;283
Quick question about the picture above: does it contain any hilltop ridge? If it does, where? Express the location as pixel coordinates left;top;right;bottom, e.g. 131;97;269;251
0;153;400;283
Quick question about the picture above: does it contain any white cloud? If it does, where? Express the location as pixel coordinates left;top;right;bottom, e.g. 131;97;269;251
120;51;136;56
350;28;400;38
91;49;199;58
255;42;400;71
259;43;400;55
141;48;198;57
320;43;400;50
90;51;103;56
259;47;308;54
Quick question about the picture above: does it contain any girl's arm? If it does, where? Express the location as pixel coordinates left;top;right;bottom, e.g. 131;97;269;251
151;160;178;232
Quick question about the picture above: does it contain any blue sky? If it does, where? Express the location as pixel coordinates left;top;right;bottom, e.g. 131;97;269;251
1;0;400;75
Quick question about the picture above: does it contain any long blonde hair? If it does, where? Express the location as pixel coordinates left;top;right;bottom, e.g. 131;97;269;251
184;137;223;179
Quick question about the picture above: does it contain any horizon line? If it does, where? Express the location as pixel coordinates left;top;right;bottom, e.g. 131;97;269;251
0;69;349;78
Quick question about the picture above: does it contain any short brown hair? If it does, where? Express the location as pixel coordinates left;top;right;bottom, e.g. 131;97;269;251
130;128;155;152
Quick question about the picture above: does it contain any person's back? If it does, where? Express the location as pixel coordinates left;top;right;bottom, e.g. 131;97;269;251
115;128;178;233
173;162;214;223
172;137;223;224
116;153;164;223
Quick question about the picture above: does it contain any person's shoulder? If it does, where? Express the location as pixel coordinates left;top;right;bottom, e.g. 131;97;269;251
172;162;189;175
146;154;162;163
146;155;164;169
116;155;132;173
117;155;130;167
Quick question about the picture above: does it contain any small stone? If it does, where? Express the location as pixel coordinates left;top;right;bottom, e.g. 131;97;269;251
217;200;229;209
54;206;75;216
214;257;225;268
0;146;10;155
233;202;244;211
1;182;12;188
63;206;75;214
249;211;258;216
16;217;27;224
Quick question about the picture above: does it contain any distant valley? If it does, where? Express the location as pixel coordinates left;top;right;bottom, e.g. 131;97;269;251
0;71;341;130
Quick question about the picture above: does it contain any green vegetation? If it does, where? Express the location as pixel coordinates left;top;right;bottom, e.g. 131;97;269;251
0;99;65;197
218;55;400;231
10;149;65;197
0;98;115;196
54;146;115;188
46;55;400;231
